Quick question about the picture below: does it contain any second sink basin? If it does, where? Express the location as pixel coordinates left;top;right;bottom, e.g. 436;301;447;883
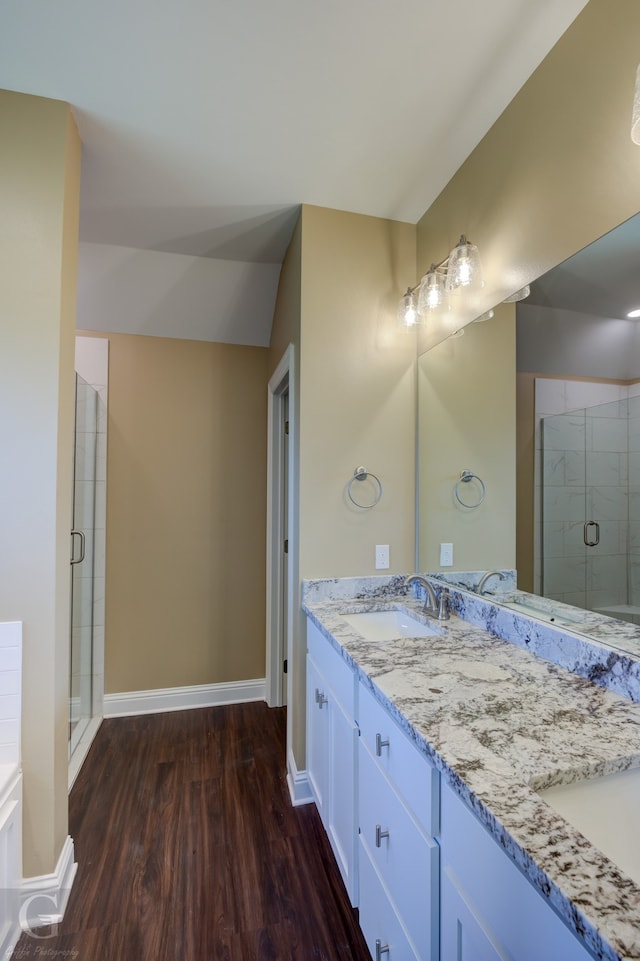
340;609;442;642
538;766;640;886
502;597;584;629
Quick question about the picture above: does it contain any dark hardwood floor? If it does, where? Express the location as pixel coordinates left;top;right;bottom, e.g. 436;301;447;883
13;702;371;961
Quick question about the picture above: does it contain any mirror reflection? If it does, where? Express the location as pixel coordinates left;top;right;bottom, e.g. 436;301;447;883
418;211;640;646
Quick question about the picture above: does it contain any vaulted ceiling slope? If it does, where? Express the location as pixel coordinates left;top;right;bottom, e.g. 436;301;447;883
0;0;588;343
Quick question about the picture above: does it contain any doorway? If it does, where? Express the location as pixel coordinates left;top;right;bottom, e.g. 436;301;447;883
266;345;295;711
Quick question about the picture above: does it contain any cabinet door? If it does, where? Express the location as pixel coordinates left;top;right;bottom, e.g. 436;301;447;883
441;867;508;961
306;654;329;815
440;782;595;961
326;691;358;905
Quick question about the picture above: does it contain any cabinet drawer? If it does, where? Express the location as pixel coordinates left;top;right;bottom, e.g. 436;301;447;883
358;680;438;836
359;740;439;961
307;619;356;715
358;836;420;961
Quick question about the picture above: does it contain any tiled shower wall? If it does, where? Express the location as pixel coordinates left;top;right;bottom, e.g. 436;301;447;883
535;378;640;616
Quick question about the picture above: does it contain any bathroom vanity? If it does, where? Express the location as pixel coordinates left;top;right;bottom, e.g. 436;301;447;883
303;576;640;961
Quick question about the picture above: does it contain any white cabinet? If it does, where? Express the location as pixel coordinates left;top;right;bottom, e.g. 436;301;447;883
306;620;358;905
357;681;439;961
306;618;597;961
440;781;595;961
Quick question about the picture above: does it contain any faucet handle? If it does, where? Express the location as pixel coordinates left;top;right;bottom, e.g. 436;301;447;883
437;588;450;621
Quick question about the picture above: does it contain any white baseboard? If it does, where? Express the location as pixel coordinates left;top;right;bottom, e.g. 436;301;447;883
20;835;77;932
104;678;266;718
286;748;313;806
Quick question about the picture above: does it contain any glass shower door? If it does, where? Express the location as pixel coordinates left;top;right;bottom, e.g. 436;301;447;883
69;375;97;758
584;398;629;616
542;397;631;616
541;408;588;607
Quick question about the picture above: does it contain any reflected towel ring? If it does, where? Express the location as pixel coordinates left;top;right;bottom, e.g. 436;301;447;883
454;469;486;509
347;466;383;509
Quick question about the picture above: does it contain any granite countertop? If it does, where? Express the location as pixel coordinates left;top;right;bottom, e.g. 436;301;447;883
303;586;640;961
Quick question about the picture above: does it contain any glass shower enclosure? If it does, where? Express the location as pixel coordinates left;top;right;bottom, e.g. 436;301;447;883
69;374;98;757
541;394;640;622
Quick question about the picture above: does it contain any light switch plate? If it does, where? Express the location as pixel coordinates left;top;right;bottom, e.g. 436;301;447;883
440;542;453;566
375;544;390;569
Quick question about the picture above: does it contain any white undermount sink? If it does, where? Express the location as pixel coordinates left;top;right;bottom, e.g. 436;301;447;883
339;609;442;642
538;766;640;886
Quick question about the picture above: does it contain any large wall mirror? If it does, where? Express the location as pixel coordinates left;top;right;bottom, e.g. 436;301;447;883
418;210;640;645
414;0;640;651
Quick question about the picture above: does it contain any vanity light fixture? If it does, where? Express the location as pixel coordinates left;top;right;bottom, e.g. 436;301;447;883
473;309;494;323
398;287;420;327
398;234;483;327
627;307;640;318
417;264;445;314
445;235;482;291
503;284;530;303
632;64;640;144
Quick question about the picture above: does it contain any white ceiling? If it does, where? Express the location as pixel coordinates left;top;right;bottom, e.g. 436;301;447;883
0;0;588;342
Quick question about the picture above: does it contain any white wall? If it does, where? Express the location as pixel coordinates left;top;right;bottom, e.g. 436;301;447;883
77;242;281;346
518;303;640;381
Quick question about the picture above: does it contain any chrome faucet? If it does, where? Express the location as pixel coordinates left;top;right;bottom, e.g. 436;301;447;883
476;570;506;596
404;574;451;620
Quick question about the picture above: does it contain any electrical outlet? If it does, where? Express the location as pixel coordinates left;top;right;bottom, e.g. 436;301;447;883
440;542;453;567
375;544;390;569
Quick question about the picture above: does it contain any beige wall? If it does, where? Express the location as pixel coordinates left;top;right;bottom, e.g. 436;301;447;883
299;205;417;578
89;332;268;693
418;308;516;571
0;91;81;875
416;0;640;575
279;204;416;768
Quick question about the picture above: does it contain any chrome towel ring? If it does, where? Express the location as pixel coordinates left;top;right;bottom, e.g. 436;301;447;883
454;469;486;509
347;466;383;509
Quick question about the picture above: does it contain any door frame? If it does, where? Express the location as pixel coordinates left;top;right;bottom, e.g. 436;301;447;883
266;344;296;709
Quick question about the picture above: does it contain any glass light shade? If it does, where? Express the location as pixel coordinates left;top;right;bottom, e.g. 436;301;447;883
445;235;482;291
417;265;444;314
632;64;640;144
503;284;530;303
397;288;419;327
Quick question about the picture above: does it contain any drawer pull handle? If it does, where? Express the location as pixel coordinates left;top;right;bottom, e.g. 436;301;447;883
375;733;390;756
375;940;390;960
375;824;390;847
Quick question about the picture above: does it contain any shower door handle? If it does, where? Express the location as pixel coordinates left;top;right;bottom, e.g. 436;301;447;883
584;521;600;547
70;530;85;565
